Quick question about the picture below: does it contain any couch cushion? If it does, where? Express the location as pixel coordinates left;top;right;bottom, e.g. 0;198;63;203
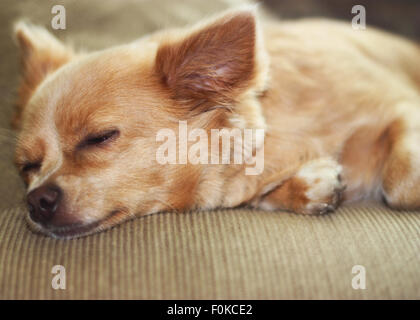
0;205;419;299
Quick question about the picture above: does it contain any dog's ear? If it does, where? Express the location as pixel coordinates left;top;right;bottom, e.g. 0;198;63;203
155;9;260;110
13;21;73;128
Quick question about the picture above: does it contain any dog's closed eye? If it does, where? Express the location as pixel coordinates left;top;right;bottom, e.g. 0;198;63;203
21;162;41;173
77;129;120;150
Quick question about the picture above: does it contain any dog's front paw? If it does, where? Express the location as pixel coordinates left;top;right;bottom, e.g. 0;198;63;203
296;158;345;215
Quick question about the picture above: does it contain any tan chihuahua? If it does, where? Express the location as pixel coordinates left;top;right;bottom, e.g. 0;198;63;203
13;7;420;238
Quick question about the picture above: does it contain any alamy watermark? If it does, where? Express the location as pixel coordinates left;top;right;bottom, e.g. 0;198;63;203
351;265;366;290
351;5;366;30
51;5;66;30
156;121;265;175
51;265;66;290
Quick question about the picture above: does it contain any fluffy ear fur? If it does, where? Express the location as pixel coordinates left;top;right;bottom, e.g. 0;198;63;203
155;8;267;109
13;21;73;128
155;8;269;154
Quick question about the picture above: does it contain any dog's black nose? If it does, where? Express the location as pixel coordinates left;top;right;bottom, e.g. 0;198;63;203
27;185;62;224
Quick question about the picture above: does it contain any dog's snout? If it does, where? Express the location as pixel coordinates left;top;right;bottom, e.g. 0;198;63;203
27;185;62;224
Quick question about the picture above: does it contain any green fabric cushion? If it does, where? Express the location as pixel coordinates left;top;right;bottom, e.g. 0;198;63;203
0;205;419;299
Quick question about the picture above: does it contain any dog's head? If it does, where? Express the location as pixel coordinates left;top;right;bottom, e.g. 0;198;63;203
13;8;268;238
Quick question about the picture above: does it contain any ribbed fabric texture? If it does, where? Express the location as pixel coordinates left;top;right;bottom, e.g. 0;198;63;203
0;205;419;299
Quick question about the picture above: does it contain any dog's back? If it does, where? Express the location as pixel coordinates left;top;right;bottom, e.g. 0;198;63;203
258;18;420;206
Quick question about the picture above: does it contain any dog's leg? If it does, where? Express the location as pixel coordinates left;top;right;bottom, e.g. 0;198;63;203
258;158;345;214
381;111;420;209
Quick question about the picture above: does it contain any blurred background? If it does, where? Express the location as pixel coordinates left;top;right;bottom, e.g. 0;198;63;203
264;0;420;41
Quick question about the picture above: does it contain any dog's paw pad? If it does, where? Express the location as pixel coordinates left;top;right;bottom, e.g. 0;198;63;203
296;158;345;215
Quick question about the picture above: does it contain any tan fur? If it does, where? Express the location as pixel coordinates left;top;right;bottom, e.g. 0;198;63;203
12;8;420;238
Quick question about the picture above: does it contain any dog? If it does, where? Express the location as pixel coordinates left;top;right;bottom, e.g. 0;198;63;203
12;7;420;238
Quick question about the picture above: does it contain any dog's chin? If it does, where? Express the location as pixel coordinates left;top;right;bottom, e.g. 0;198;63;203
25;209;130;239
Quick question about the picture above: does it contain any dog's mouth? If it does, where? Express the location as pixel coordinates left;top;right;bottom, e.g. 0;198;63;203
26;209;130;239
